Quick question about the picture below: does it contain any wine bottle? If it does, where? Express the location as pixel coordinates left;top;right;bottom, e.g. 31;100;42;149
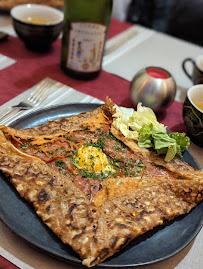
61;0;112;80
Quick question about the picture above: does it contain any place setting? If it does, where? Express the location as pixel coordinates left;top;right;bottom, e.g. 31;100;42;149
0;77;103;126
0;1;203;269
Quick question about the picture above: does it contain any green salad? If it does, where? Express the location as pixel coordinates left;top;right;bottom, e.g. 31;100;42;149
113;103;190;162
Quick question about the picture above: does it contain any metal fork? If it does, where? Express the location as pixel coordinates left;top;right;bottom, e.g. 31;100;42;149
0;79;55;122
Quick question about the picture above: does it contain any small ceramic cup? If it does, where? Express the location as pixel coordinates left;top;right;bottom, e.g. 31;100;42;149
11;4;64;51
183;84;203;147
182;55;203;85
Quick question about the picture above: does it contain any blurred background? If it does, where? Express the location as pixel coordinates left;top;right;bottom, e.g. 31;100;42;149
112;0;203;47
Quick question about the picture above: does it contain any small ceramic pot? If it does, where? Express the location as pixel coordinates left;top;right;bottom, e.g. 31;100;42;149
183;84;203;147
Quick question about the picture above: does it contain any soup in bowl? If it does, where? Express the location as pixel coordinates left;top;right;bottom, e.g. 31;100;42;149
11;4;64;51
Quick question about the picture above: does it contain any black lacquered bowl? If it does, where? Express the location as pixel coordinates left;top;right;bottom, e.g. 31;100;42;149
10;4;63;51
183;84;203;147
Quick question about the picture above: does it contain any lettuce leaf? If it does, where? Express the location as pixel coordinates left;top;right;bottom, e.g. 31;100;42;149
129;103;166;133
113;103;166;139
168;132;190;156
113;103;190;161
113;105;139;140
152;132;177;161
138;123;153;148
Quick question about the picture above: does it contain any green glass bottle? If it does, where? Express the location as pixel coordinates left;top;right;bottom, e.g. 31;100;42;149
61;0;112;80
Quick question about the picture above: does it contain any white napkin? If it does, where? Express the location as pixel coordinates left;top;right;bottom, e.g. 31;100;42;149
0;53;16;70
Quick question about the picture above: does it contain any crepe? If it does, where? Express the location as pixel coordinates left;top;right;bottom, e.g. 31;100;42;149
0;98;202;267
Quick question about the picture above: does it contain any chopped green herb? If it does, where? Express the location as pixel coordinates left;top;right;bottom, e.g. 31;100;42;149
55;159;66;170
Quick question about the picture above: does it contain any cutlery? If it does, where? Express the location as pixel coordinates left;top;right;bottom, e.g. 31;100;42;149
0;79;56;122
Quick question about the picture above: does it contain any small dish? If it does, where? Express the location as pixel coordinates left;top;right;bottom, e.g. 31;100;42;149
10;4;64;51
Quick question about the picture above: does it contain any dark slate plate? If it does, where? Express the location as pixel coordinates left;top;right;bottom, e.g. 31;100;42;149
0;103;202;268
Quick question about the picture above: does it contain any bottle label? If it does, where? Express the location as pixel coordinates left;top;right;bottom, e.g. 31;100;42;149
67;22;106;73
